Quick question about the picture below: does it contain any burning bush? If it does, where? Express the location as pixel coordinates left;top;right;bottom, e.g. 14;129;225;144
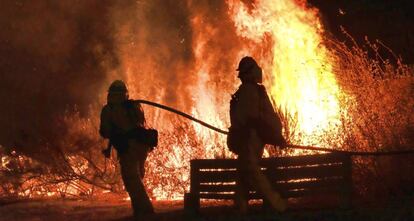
0;108;123;199
326;31;414;202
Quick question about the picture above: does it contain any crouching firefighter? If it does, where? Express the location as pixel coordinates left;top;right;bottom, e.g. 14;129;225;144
99;80;158;217
227;56;287;214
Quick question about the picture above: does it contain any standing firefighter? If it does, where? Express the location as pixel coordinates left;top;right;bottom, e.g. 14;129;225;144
99;80;155;218
227;57;287;213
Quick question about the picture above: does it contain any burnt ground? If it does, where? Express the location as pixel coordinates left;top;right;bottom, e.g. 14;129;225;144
0;197;413;221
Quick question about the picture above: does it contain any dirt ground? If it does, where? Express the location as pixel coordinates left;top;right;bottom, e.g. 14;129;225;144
0;197;413;221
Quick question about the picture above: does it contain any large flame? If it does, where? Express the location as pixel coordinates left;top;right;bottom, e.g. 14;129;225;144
121;0;344;199
4;0;413;202
228;0;343;146
1;0;345;201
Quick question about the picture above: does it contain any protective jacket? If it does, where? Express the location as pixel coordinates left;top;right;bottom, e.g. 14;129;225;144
100;100;157;153
228;82;285;154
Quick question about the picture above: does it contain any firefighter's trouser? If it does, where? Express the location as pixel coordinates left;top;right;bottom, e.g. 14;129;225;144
234;130;286;212
118;140;153;215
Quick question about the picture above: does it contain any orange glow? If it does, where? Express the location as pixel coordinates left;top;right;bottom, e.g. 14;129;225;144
3;0;349;200
118;0;346;200
228;0;343;147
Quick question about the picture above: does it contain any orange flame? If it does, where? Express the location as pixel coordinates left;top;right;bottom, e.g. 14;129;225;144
121;0;345;199
228;0;343;147
6;1;412;202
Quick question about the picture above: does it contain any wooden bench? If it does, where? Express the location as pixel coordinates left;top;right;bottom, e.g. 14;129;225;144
184;153;352;212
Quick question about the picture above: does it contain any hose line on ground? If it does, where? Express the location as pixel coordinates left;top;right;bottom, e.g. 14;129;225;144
135;99;414;156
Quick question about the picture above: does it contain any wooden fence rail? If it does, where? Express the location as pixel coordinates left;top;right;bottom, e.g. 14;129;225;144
184;153;352;213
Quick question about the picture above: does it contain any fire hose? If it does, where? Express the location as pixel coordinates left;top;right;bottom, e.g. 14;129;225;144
135;99;414;156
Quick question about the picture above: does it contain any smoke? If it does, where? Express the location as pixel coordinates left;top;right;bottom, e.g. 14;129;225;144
113;0;246;198
115;0;195;106
115;0;243;132
0;1;120;158
0;0;244;199
0;0;240;161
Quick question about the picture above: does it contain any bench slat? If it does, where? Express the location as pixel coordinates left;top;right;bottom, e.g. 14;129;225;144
198;186;342;200
191;153;348;170
263;187;341;198
261;153;347;167
267;164;346;181
274;178;344;190
195;164;345;183
283;188;340;198
198;178;344;193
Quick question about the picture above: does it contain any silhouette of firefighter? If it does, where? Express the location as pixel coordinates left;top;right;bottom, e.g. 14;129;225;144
227;56;287;213
99;80;157;217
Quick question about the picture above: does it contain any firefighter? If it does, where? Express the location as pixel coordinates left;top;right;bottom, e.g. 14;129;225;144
99;80;154;218
227;56;287;214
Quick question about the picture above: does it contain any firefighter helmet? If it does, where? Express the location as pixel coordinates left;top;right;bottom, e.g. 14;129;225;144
237;56;258;73
237;56;262;83
108;80;127;93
